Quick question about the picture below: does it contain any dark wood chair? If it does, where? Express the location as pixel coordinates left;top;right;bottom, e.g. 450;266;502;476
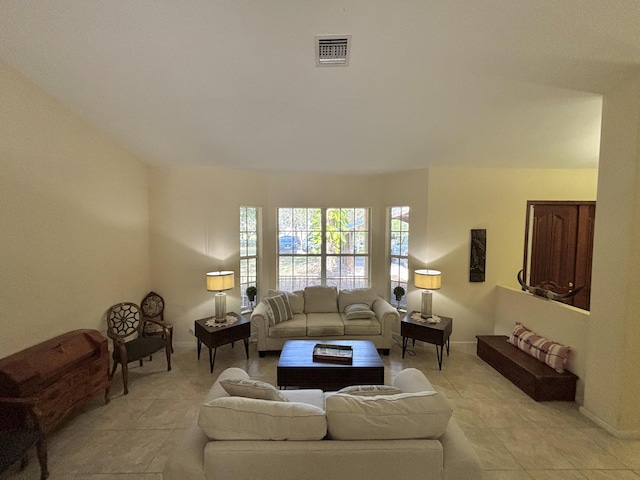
106;302;172;395
0;397;49;479
140;291;174;353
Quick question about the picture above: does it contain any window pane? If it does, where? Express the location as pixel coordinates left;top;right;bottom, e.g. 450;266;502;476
278;207;369;290
240;206;259;310
389;206;409;309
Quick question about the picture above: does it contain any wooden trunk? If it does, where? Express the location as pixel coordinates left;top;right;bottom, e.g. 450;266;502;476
0;329;110;433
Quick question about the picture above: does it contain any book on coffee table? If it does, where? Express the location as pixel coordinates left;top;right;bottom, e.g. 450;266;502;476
312;344;353;364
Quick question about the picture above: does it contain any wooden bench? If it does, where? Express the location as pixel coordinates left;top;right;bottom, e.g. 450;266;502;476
476;335;577;401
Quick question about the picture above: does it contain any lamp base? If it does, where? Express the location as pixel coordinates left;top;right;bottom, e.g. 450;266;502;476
420;290;433;319
214;292;227;323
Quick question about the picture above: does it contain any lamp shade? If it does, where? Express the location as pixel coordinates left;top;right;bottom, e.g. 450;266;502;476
414;269;442;290
206;271;235;292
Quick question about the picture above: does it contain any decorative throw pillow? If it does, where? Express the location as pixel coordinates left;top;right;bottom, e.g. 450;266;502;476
304;285;338;313
268;289;305;314
338;287;379;312
337;385;403;397
261;294;293;326
508;322;571;373
344;303;376;320
220;378;288;402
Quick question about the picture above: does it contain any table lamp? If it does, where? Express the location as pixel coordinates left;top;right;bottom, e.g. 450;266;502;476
206;271;235;323
414;269;442;319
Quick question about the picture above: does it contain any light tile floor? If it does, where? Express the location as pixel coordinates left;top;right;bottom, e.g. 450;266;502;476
2;337;640;479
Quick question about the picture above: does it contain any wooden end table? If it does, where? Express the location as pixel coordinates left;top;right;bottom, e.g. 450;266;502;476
401;312;452;370
194;312;250;373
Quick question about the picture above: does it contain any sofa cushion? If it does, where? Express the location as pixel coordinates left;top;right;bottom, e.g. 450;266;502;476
268;314;307;338
304;285;338;313
508;322;571;374
262;294;293;325
342;315;381;335
220;378;288;402
268;289;305;314
282;388;326;409
344;303;376;320
325;391;452;440
307;312;344;336
199;396;327;440
338;287;379;311
338;385;403;397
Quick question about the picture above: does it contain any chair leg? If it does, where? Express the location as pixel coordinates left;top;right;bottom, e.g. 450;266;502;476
36;436;49;479
165;343;172;371
109;361;118;380
139;359;143;367
122;361;129;395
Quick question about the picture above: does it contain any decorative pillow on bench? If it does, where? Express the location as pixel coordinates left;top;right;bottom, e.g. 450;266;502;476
508;322;571;373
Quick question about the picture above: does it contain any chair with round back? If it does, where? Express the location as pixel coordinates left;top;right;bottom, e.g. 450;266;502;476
140;291;174;353
106;302;172;395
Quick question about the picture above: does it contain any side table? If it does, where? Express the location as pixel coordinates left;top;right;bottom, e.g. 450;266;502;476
194;312;250;373
401;312;452;370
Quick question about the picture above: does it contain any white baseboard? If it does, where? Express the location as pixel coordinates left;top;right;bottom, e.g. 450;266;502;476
579;406;640;439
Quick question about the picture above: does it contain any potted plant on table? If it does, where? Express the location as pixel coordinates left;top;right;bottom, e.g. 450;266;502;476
246;286;258;311
393;285;405;310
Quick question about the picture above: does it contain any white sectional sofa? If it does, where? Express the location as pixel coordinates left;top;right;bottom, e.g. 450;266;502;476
163;367;483;480
250;286;399;357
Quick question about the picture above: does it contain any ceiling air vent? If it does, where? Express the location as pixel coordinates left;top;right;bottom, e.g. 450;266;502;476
316;35;351;66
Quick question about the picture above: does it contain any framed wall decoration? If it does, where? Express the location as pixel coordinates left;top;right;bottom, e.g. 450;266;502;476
470;229;486;282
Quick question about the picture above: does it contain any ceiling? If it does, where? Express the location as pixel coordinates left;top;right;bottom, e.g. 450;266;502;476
1;1;639;174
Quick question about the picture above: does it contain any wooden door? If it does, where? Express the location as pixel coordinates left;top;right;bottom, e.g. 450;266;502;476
524;201;595;310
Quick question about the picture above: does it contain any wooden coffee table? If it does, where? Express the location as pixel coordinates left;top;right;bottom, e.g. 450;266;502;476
277;340;384;390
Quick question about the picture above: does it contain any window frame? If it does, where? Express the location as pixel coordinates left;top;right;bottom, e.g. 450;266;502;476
239;206;259;312
277;207;370;291
389;206;410;311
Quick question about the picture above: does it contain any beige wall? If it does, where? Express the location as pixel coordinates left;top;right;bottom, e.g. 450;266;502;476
582;75;640;435
0;60;149;356
424;167;597;343
149;165;597;347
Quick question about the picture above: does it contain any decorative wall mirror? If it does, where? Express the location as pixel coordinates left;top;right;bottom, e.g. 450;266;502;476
522;200;595;311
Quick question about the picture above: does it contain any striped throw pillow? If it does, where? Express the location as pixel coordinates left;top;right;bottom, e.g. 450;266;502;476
508;323;571;373
262;294;293;326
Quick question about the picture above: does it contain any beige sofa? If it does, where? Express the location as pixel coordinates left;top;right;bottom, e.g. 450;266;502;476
250;286;399;357
163;367;482;480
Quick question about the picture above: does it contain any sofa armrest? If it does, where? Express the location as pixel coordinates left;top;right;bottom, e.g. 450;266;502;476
392;368;436;392
371;297;399;337
163;419;208;480
250;302;270;351
440;419;483;480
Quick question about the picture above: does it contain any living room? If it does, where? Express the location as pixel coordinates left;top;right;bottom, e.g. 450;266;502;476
1;2;639;478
